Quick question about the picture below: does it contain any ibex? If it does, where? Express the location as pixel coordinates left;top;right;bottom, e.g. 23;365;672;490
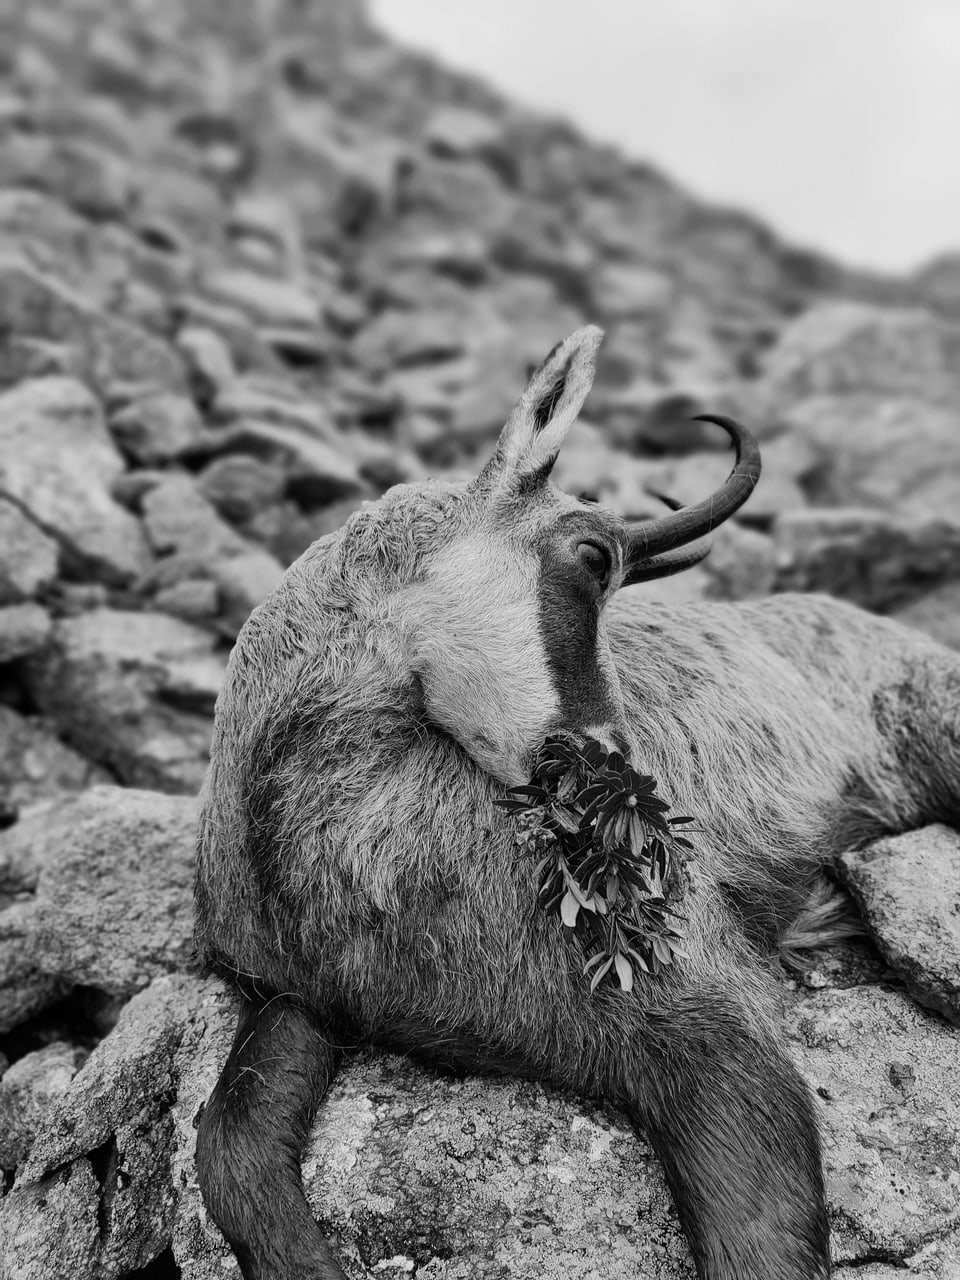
194;326;960;1280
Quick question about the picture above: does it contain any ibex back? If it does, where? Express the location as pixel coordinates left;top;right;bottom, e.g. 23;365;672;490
194;327;960;1280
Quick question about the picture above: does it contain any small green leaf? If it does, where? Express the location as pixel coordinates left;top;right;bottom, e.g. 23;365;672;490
614;953;634;992
560;890;581;928
589;955;614;993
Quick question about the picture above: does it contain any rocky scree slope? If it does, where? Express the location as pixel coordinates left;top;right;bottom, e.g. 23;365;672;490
0;0;959;1277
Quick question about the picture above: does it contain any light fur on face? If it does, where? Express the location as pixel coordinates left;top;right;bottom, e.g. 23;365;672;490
399;532;560;784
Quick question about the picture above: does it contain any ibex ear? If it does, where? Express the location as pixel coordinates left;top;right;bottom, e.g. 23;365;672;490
480;326;604;491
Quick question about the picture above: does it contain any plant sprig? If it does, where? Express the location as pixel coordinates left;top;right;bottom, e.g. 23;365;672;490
495;736;694;994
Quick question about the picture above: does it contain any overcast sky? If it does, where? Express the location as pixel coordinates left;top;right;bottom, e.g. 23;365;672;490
370;0;960;275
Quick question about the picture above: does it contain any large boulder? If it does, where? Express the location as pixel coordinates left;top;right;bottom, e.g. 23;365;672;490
0;256;186;395
0;376;152;585
0;786;196;1032
3;965;959;1279
837;827;960;1025
24;609;226;793
753;304;960;521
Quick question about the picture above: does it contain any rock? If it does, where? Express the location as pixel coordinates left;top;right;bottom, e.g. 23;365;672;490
141;474;247;558
5;975;199;1278
0;1159;101;1280
153;578;220;623
202;268;321;330
0;131;135;221
0;1041;84;1171
786;983;960;1260
24;609;225;793
891;581;960;651
773;509;960;612
770;396;960;520
191;419;365;507
196;453;287;522
1;787;196;1004
0;902;66;1036
591;263;674;319
837;827;960;1024
702;524;777;601
0;376;152;585
0;499;59;604
424;105;507;160
0;706;110;815
915;253;960;319
2;975;697;1280
108;390;204;464
175;324;237;400
758;302;960;406
140;474;286;633
0;255;186;394
0;603;51;663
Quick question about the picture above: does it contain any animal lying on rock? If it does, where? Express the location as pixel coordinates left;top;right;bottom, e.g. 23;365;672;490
194;325;960;1280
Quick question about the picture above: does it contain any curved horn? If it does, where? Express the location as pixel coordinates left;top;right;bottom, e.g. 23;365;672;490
623;542;712;585
626;414;761;562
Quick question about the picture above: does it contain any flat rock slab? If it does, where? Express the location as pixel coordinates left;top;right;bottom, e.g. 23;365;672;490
787;983;960;1260
838;826;960;1023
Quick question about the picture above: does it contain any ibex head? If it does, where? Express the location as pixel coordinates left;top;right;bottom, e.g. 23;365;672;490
387;326;761;786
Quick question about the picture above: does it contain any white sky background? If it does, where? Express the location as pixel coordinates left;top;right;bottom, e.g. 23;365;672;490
370;0;960;274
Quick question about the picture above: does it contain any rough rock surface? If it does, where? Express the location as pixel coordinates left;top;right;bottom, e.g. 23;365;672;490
0;377;152;585
0;787;195;1028
25;610;226;793
837;827;960;1025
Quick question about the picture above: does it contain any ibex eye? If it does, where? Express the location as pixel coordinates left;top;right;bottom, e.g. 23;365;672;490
577;541;611;590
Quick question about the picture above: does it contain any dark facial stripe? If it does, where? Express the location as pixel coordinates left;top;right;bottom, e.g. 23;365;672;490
535;540;618;729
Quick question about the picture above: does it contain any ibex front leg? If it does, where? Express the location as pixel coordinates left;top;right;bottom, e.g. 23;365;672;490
196;993;349;1280
626;990;830;1280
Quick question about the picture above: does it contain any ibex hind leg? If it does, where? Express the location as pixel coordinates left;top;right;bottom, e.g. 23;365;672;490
626;990;830;1280
196;993;350;1280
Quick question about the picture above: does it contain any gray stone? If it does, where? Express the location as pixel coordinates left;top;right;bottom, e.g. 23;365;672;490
196;454;287;522
109;391;204;464
24;609;225;793
0;498;59;603
774;509;960;612
702;524;777;602
175;324;237;399
424;105;506;159
140;474;285;635
0;1041;84;1170
0;705;110;816
758;302;960;406
153;578;220;622
0;255;186;394
194;419;365;506
771;395;960;520
202;268;320;329
787;983;960;1259
892;581;960;651
9;786;196;1002
0;376;152;585
837;827;960;1024
0;902;66;1035
0;1159;101;1280
0;602;51;663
